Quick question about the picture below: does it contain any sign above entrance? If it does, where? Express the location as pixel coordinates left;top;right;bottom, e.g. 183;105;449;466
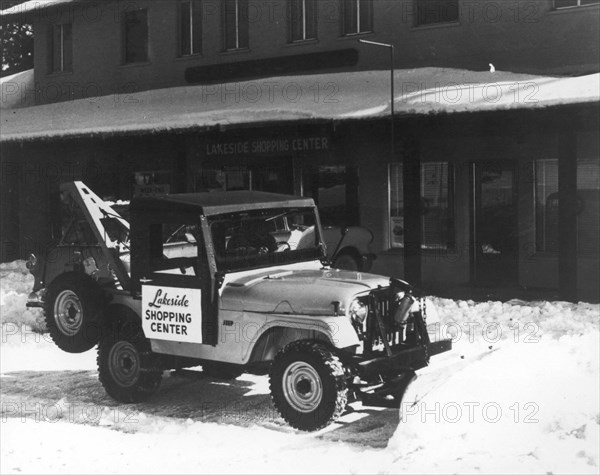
205;136;330;157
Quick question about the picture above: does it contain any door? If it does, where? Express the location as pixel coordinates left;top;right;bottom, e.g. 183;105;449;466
137;218;215;345
472;161;518;286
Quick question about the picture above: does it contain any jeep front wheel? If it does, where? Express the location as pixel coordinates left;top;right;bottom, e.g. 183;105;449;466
44;274;103;353
97;321;162;403
269;340;348;431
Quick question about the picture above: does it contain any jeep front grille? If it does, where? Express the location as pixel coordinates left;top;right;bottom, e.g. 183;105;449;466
358;287;425;358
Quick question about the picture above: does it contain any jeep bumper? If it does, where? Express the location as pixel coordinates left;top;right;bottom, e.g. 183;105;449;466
26;290;45;308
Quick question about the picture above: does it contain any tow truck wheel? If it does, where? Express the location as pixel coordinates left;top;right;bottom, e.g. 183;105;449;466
269;340;348;431
43;274;104;353
97;321;162;403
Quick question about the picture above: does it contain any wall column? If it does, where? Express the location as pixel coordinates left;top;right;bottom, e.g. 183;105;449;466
558;130;578;301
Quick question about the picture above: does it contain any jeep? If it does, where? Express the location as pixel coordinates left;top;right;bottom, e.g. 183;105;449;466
27;182;451;431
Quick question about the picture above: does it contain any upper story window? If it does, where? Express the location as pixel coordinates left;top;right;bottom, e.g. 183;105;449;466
49;23;72;73
223;0;249;51
554;0;600;8
341;0;373;36
179;0;202;56
289;0;317;42
415;0;459;26
123;8;148;64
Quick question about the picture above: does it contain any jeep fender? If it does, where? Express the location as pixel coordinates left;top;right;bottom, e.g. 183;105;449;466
244;316;359;364
105;293;142;323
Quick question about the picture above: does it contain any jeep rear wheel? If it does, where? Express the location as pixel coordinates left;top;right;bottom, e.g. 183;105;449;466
269;340;348;431
97;321;162;403
44;274;103;353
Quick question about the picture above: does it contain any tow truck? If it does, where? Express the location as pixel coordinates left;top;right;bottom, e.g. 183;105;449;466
27;182;451;431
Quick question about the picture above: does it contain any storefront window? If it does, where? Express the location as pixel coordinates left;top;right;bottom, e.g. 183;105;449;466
390;162;454;250
302;165;359;227
535;159;600;255
133;170;172;196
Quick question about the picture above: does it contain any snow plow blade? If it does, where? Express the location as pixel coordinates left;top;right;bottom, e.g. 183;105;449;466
353;340;452;409
357;340;452;376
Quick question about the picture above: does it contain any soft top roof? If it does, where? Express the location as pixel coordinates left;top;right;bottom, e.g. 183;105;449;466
130;190;315;216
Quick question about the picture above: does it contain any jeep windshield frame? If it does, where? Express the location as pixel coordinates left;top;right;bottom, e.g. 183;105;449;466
208;206;326;273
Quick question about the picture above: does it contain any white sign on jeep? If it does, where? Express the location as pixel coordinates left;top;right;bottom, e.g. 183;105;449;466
141;285;203;343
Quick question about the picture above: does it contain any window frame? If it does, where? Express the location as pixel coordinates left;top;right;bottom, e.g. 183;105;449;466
388;161;456;251
289;0;318;43
554;0;600;9
122;8;149;65
413;0;460;27
222;0;249;51
179;0;203;57
340;0;373;36
533;158;600;256
49;23;73;74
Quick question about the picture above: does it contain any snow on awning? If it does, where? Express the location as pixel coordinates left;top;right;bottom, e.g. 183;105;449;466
1;68;598;142
0;0;79;18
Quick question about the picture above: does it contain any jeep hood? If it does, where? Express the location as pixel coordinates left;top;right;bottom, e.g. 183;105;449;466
220;268;389;315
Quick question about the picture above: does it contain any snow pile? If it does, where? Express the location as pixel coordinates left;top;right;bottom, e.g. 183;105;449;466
1;260;598;473
390;297;600;474
0;69;34;109
0;260;44;332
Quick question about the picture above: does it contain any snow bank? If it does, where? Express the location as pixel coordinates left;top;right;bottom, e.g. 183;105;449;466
1;260;598;473
389;297;600;474
0;260;44;332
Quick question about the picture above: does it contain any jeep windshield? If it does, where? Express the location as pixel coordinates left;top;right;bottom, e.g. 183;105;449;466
208;207;324;272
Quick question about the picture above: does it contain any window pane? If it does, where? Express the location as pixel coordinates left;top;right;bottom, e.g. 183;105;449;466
302;165;359;227
535;160;559;253
290;0;302;41
358;0;372;32
238;0;249;48
180;1;191;55
341;0;357;35
577;159;600;255
192;0;202;54
124;9;148;63
390;162;453;249
422;163;451;249
223;0;237;49
390;163;404;247
535;158;599;255
554;0;579;7
416;0;459;26
52;25;62;72
305;0;317;39
62;24;72;71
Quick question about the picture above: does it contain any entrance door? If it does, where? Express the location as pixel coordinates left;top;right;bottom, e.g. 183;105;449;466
472;161;518;286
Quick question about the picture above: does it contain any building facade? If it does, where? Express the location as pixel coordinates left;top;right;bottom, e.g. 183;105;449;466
1;0;599;301
2;0;599;104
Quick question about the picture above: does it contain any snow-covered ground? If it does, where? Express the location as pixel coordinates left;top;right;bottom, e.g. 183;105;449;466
1;261;598;474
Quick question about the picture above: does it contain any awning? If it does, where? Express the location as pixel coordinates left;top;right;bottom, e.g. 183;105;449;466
1;68;598;142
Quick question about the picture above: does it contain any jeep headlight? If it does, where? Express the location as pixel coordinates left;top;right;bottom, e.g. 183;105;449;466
26;253;37;271
349;299;368;323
